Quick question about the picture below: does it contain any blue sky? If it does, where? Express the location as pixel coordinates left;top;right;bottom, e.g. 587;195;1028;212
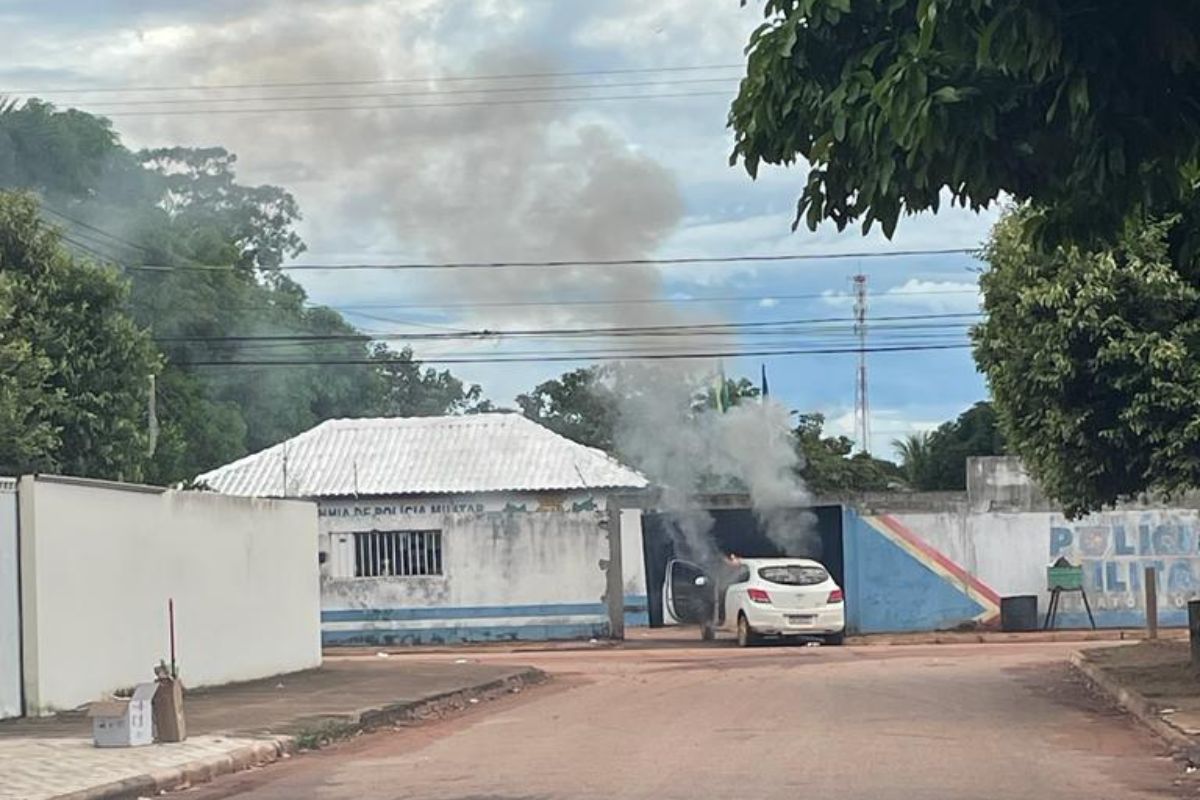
3;0;1001;456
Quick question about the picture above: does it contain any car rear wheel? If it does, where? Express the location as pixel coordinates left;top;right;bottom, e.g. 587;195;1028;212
736;614;757;647
824;631;845;646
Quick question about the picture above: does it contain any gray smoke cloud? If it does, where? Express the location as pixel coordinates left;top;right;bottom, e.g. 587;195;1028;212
109;28;710;360
606;362;818;567
72;5;819;542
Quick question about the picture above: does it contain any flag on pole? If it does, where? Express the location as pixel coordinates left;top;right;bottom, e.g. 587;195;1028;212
711;362;730;413
760;363;769;400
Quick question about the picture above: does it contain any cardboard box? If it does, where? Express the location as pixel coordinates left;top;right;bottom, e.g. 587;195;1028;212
153;677;186;742
89;683;156;747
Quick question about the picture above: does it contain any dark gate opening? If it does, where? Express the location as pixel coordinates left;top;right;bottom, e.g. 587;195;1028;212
641;505;844;627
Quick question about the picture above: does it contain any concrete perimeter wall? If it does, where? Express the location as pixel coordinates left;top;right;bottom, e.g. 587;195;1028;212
842;458;1200;634
319;496;631;645
19;476;321;714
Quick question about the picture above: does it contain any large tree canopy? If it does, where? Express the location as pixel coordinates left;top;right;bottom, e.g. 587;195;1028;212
0;100;488;484
0;191;160;479
516;367;620;452
974;211;1200;516
794;412;899;493
731;1;1200;510
730;0;1200;242
891;402;1005;491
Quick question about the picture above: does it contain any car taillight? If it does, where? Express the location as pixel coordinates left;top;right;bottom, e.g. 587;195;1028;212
827;588;844;604
747;587;771;604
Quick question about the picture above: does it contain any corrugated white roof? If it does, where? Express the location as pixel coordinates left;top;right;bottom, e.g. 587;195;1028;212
196;414;647;498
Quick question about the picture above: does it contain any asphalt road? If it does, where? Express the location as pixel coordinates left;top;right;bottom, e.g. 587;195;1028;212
188;639;1200;800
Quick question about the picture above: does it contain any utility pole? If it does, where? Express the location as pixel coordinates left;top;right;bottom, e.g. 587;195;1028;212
147;374;158;457
852;273;871;454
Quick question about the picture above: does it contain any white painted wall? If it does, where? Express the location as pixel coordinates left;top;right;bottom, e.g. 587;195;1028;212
318;492;618;644
620;507;647;600
0;479;20;718
19;476;321;714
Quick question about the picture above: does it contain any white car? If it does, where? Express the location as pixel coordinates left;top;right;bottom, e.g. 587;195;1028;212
662;557;846;647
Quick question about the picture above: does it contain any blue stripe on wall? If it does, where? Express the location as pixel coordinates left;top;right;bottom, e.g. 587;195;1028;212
323;603;604;622
841;507;861;635
842;508;985;634
1052;610;1189;629
323;595;651;623
623;593;649;627
323;622;609;646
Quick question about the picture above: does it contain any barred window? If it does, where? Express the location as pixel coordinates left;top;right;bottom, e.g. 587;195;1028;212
353;530;443;577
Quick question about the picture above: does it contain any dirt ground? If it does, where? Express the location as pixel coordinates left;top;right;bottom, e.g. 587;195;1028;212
1085;640;1200;732
186;641;1200;800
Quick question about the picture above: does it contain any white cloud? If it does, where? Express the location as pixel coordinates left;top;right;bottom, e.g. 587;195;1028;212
572;0;755;60
822;277;982;315
758;297;778;308
825;408;943;459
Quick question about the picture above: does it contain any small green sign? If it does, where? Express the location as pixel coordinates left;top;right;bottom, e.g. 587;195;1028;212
1047;565;1083;591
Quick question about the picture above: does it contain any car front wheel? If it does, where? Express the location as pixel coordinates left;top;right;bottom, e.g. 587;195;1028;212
736;614;757;648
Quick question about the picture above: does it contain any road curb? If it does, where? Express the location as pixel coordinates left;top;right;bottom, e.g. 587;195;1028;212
51;667;546;800
845;628;1185;647
1068;650;1200;763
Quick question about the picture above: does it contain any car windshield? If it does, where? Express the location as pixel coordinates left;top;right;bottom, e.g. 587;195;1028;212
758;565;828;586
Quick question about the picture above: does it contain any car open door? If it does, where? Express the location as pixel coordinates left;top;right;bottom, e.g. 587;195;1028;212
662;559;713;626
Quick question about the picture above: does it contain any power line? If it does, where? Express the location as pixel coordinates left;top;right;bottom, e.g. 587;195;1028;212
59;232;124;262
12;63;744;95
261;287;980;314
174;325;976;351
41;206;154;255
71;77;738;109
192;333;971;359
197;334;974;358
187;332;975;356
129;246;978;273
154;312;981;344
183;342;972;368
94;89;732;118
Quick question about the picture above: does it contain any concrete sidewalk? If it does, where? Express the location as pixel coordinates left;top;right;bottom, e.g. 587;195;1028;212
0;659;543;800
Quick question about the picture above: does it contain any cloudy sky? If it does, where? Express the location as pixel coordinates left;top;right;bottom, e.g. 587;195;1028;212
3;0;1001;455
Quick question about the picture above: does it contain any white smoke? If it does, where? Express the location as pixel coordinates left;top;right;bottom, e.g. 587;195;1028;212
607;362;817;565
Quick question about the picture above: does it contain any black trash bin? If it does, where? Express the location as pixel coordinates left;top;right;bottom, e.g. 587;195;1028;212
1000;595;1038;632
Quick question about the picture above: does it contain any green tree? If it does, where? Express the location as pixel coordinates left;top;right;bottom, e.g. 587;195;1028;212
729;1;1200;242
517;367;619;451
794;412;899;493
0;321;57;472
903;402;1005;491
974;212;1199;515
0;100;493;482
0;191;160;479
138;146;305;273
372;345;492;417
892;432;932;489
730;2;1200;509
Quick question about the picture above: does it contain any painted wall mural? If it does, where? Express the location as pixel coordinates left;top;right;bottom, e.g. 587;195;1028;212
843;506;1200;634
1049;511;1200;612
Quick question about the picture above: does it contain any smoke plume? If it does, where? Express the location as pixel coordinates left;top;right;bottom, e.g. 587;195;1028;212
607;362;818;566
